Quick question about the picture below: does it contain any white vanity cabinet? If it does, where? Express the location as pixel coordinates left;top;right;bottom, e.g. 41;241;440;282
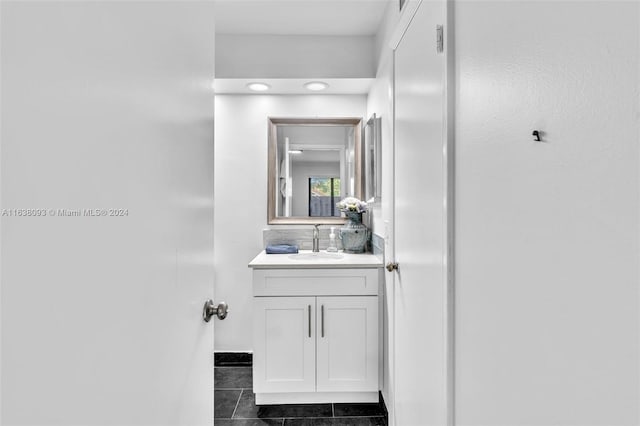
248;254;382;405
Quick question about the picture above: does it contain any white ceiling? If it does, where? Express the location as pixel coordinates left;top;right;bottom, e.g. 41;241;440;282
213;0;390;36
214;78;373;94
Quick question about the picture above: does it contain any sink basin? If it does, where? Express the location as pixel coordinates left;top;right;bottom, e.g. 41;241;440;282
288;252;344;261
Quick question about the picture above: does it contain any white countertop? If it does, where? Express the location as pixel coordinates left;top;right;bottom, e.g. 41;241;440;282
248;250;383;269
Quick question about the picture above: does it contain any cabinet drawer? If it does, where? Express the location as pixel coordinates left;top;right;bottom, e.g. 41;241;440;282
253;268;379;296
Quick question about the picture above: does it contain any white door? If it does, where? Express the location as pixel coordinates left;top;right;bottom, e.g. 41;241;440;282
1;3;217;425
253;297;316;393
316;296;378;392
392;1;451;425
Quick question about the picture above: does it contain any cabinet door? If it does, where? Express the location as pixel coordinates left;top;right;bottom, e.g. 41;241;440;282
253;297;316;393
316;296;379;392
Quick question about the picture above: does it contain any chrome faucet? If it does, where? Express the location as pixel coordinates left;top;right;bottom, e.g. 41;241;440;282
312;224;320;252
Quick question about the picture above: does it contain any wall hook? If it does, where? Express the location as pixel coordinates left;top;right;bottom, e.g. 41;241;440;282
532;130;542;141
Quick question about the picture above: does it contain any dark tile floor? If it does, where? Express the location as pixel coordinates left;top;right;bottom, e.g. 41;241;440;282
215;366;388;426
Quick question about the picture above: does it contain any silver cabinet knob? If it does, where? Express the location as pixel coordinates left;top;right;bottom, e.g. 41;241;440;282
386;262;399;272
203;300;229;322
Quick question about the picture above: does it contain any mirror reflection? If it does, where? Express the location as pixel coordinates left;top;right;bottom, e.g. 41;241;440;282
268;118;363;224
364;113;382;203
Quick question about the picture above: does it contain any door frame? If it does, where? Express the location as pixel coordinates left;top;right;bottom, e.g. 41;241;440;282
444;0;456;423
388;0;456;425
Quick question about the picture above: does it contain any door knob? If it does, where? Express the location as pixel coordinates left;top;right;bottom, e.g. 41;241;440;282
386;262;399;272
203;300;229;322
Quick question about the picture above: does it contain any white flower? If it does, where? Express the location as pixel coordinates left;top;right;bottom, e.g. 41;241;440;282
336;197;368;213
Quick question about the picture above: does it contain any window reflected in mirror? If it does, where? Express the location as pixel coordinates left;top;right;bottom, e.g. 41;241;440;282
309;177;340;217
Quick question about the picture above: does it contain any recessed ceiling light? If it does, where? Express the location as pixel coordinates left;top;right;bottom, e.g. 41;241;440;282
288;150;303;154
304;81;329;91
246;82;271;92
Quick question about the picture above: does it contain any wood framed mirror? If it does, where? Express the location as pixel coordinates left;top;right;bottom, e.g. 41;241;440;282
267;117;363;225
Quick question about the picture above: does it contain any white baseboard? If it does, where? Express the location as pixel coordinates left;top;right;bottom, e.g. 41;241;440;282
255;391;379;405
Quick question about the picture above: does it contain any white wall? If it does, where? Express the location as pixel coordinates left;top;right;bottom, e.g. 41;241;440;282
214;95;367;352
454;1;640;425
372;0;401;79
366;49;394;238
216;35;375;78
1;2;216;425
367;0;410;237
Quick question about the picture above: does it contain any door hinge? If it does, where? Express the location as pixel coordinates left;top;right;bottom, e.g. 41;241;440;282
436;25;444;53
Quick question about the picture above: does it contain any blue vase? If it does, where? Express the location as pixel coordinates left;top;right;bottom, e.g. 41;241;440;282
339;211;368;253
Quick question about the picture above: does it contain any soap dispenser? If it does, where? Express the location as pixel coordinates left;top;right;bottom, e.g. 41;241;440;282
327;227;338;253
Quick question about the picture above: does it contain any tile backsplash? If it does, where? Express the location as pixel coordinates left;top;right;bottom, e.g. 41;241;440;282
263;227;343;251
263;227;385;256
371;232;384;257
